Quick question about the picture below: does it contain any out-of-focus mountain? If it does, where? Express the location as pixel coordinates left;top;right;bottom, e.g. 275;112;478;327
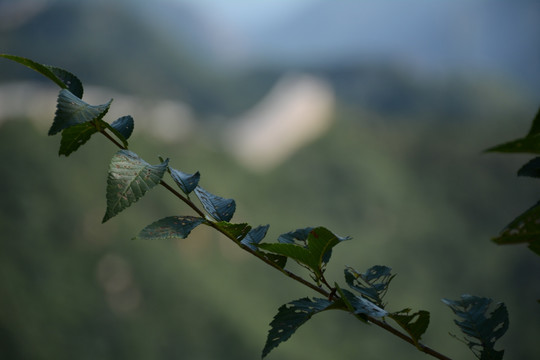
2;0;538;116
191;1;540;94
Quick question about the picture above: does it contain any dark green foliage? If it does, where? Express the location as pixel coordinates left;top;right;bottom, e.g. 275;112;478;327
389;309;430;347
194;186;236;222
485;135;540;154
517;157;540;178
344;265;395;307
258;227;349;281
213;222;251;241
169;167;200;195
262;297;333;358
486;107;540;154
442;295;508;360
59;122;98;156
103;150;168;222
492;202;540;254
487;107;540;257
136;216;205;240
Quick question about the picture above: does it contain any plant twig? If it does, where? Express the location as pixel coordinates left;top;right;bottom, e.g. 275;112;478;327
97;121;453;360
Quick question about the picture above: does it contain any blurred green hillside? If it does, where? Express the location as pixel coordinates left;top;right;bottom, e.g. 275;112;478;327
1;102;540;359
1;1;540;359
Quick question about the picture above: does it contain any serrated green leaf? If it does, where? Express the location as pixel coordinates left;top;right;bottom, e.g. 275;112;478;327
110;115;134;140
58;122;98;156
213;221;251;241
344;265;395;307
492;201;540;256
241;224;270;251
170;167;200;195
258;227;349;279
442;295;508;360
136;216;204;240
262;297;333;358
50;89;112;136
103;150;168;223
194;186;236;222
389;308;430;347
0;54;83;97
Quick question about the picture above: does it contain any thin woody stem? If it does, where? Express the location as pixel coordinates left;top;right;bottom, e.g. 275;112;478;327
98;128;126;150
97;124;453;360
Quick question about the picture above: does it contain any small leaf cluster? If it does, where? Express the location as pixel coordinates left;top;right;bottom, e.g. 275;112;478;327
486;107;540;256
1;54;512;360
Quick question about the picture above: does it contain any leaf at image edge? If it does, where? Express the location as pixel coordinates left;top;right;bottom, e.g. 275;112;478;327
526;106;540;136
485;135;540;154
0;54;83;97
492;201;540;256
517;157;540;178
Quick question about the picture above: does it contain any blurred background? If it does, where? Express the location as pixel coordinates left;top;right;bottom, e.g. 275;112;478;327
1;0;540;359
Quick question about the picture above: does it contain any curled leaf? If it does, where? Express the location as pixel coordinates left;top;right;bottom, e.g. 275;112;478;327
50;89;111;135
241;224;270;251
110;115;134;141
194;186;235;222
170;167;200;195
